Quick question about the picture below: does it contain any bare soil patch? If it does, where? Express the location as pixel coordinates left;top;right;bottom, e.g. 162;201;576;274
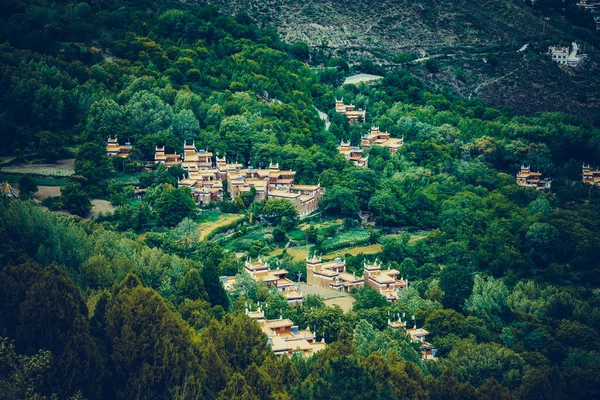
300;283;355;312
90;199;115;217
324;296;355;312
34;186;61;200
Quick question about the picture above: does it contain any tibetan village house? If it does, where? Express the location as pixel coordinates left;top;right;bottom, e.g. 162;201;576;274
245;308;326;357
387;315;437;361
226;162;323;217
305;255;364;292
176;142;223;204
363;260;408;302
339;140;369;168
181;141;213;170
582;164;600;186
361;126;404;155
406;327;437;361
516;166;552;191
549;42;585;67
335;99;366;123
106;137;132;158
151;145;323;215
228;257;303;305
154;146;181;168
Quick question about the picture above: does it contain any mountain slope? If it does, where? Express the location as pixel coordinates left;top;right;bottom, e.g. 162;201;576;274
206;0;549;59
206;0;600;122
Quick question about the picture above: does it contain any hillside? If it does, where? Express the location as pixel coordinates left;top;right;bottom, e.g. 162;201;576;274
207;0;600;121
206;0;547;58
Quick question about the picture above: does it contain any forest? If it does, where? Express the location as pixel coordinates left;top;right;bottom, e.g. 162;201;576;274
1;0;600;398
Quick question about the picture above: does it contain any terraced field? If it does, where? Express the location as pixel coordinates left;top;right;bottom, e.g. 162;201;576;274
0;159;75;176
197;212;245;241
270;242;382;262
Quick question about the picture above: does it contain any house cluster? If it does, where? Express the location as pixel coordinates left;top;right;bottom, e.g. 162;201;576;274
363;260;409;302
222;257;303;305
153;141;324;215
387;315;437;361
582;164;600;186
338;126;404;168
245;308;326;357
516;166;552;191
106;137;133;158
577;0;598;11
548;42;586;67
305;256;408;302
226;162;323;217
335;99;366;124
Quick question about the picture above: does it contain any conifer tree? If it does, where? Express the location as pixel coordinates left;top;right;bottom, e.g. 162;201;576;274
201;264;229;309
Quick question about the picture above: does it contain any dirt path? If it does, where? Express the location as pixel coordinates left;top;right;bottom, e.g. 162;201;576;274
469;64;525;99
314;107;330;130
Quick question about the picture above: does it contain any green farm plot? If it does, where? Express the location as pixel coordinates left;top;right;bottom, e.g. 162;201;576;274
329;244;382;259
383;231;429;245
109;172;143;184
198;210;227;223
320;228;370;252
287;229;305;241
270;243;382;263
1;159;75;176
1;166;74;176
298;218;342;231
0;157;16;165
0;174;67;188
223;228;273;251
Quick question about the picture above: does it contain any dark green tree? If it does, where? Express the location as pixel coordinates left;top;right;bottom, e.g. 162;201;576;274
61;181;92;217
217;373;258;400
74;142;111;183
439;265;474;310
154;186;196;227
321;185;360;217
201;265;229;309
0;337;52;400
17;175;37;198
105;283;203;399
12;264;106;398
352;287;388;310
261;199;299;230
176;268;208;304
272;226;287;245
